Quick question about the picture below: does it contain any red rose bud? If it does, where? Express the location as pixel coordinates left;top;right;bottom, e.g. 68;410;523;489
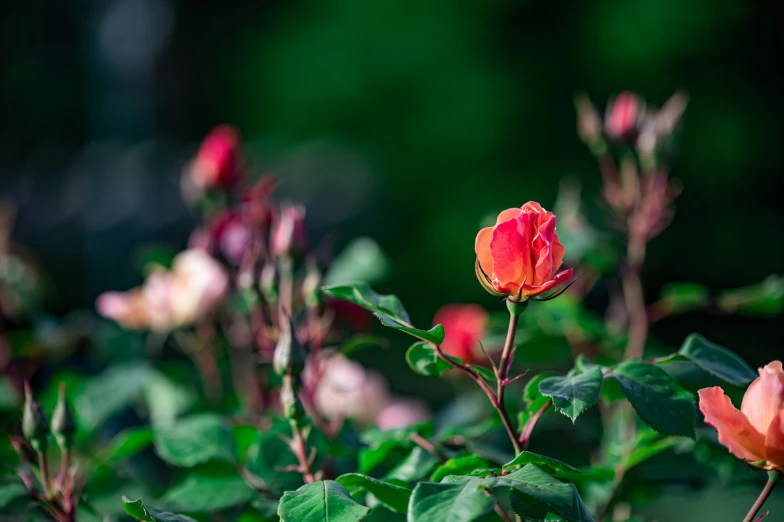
605;91;644;141
22;382;48;452
51;382;76;450
190;125;242;190
475;202;575;301
433;304;488;365
271;204;306;257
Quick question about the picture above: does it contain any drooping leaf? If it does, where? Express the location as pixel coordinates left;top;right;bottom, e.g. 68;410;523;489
0;483;27;509
277;481;370;522
407;481;496;522
384;446;440;482
321;283;445;344
406;342;460;376
676;334;756;387
122;497;197;522
538;368;603;423
95;427;154;467
336;473;411;513
162;474;255;512
430;455;493;482
610;360;696;438
502;451;581;479
154;414;235;467
243;426;303;494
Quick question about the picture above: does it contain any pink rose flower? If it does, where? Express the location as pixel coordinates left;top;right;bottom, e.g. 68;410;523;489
699;361;784;471
433;304;488;365
475;202;574;300
375;399;430;430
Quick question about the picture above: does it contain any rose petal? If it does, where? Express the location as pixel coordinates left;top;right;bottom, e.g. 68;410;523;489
699;387;766;462
490;218;527;295
496;207;522;225
524;268;575;298
765;410;784;470
475;227;495;278
533;215;557;284
551;232;565;274
521;201;546;214
741;361;784;434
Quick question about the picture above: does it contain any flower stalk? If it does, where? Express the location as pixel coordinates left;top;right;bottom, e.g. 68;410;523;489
743;471;781;522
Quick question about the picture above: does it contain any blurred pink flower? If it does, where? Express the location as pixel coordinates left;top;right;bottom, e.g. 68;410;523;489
605;91;643;140
312;353;390;425
96;249;228;332
375;399;430;430
433;304;488;365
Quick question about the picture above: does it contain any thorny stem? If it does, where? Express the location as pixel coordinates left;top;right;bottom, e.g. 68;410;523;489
290;421;316;484
496;307;523;455
743;471;781;522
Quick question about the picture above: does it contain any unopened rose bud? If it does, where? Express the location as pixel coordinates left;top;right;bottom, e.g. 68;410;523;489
271;204;306;257
273;315;306;377
605;91;644;142
51;383;76;451
574;94;606;156
190;125;242;191
9;434;37;463
22;382;48;453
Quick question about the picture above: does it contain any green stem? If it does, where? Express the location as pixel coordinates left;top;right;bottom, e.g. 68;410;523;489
743;470;780;522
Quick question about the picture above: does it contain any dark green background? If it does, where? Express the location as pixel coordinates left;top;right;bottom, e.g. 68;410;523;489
1;1;782;518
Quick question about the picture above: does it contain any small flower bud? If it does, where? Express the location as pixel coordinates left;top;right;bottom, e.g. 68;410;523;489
51;382;76;451
189;125;242;191
273;315;307;377
302;260;322;309
271;204;306;257
22;382;48;453
574;94;606;156
605;91;644;142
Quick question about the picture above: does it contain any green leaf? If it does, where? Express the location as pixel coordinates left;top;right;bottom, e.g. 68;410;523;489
143;369;196;429
502;452;581;479
623;435;681;470
538;368;603;423
471;366;497;385
385;446;440;482
677;334;756;387
322;283;445;344
95;427;153;466
76;364;151;430
408;481;496;522
277;481;371;522
367;506;407;522
323;237;390;286
610;360;696;438
359;422;432;474
430;455;493;482
336;473;411;513
122;497;197;522
657;283;710;314
162;474;255;512
0;483;27;508
155;414;235;467
497;466;594;522
509;490;567;522
244;426;303;494
406;342;460;376
519;372;557;429
717;275;784;316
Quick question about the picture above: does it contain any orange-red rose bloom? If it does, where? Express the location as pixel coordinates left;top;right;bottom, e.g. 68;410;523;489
433;304;488;365
475;202;574;299
699;361;784;471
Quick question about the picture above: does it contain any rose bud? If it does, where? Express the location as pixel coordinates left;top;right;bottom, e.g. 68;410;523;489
190;125;242;191
699;361;784;471
605;91;644;141
475;202;575;301
51;382;76;451
433;304;488;365
271;204;307;257
22;382;48;453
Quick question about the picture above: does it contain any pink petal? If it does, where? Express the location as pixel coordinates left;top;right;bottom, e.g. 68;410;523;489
475;227;495;279
496;207;523;225
490;217;527;295
533;215;557;285
699;387;766;462
765;410;784;471
741;361;784;435
523;268;575;298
